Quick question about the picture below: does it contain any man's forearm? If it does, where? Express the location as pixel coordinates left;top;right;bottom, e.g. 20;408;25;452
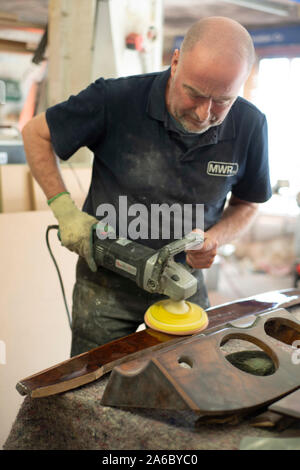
206;195;259;246
22;113;66;200
186;196;258;269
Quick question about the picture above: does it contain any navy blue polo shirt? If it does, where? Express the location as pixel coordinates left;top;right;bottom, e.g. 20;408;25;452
45;68;272;250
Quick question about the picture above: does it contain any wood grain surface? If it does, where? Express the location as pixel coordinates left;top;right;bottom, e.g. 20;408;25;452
102;307;300;414
269;388;300;419
16;288;300;399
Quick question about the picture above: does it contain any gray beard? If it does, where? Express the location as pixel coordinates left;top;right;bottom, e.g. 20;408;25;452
169;112;209;135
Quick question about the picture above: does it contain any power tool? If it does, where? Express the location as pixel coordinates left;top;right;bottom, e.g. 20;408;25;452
47;225;209;335
92;227;208;335
93;229;201;299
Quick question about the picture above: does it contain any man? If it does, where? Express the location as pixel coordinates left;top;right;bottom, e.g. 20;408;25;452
22;17;272;356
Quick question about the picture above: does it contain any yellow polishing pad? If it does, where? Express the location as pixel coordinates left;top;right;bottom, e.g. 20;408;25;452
144;299;209;335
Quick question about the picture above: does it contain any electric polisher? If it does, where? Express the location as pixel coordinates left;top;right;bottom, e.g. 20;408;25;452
93;228;209;335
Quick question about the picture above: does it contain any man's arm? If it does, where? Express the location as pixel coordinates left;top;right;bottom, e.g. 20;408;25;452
22;112;66;199
22;112;98;272
206;194;258;246
186;194;258;269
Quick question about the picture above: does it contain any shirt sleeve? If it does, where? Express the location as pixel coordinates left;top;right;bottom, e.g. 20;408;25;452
232;114;272;203
45;78;107;160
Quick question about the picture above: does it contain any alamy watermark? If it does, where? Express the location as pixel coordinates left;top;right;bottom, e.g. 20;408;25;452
0;340;6;365
95;195;204;246
291;340;300;365
0;80;6;104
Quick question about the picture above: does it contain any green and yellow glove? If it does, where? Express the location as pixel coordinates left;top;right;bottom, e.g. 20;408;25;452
48;192;98;272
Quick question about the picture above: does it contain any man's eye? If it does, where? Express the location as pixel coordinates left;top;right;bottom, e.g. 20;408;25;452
214;99;230;105
188;91;198;99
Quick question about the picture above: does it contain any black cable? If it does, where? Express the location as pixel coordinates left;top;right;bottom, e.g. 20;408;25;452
32;26;48;65
46;225;72;329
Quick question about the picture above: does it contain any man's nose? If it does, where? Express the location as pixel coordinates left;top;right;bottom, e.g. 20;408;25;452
195;98;212;122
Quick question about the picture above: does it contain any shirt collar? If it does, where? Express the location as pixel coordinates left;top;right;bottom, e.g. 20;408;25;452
146;67;236;142
146;67;170;122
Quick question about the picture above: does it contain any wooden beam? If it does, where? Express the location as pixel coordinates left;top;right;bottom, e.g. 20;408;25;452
0;15;45;33
47;0;96;164
0;10;19;21
48;0;96;105
0;38;35;54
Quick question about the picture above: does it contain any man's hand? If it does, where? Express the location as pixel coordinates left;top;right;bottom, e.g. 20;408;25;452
185;195;258;270
49;193;98;272
186;233;218;269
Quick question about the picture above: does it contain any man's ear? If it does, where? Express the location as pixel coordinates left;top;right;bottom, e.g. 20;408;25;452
170;48;180;77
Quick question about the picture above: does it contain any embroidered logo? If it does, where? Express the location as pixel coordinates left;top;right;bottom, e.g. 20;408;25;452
207;161;239;177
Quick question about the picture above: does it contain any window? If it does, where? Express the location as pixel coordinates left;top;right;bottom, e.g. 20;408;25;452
252;57;300;194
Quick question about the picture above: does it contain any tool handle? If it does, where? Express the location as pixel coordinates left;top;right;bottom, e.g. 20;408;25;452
161;232;204;258
182;261;195;274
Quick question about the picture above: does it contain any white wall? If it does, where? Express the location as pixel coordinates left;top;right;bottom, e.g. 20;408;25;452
0;211;75;448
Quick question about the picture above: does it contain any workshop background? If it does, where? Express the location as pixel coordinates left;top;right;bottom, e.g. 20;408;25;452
1;0;300;449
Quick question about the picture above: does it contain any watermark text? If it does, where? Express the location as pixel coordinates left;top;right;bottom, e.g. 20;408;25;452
96;195;204;243
0;80;6;104
292;340;300;365
0;340;6;365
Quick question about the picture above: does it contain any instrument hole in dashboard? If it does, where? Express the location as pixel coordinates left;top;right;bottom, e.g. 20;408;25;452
178;356;193;369
220;335;276;376
264;318;300;346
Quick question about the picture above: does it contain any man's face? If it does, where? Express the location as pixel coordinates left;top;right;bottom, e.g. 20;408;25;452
166;47;248;134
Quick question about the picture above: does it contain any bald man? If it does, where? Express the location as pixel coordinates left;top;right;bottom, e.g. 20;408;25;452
23;17;272;355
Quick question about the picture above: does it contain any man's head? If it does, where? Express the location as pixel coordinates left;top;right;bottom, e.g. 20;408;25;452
166;16;255;134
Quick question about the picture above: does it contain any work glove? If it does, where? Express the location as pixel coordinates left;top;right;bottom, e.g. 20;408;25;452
48;192;98;272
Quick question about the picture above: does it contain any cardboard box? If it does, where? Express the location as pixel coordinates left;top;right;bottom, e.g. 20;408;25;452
0;165;32;213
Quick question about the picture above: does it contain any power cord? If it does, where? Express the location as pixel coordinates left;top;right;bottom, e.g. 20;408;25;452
46;225;72;329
